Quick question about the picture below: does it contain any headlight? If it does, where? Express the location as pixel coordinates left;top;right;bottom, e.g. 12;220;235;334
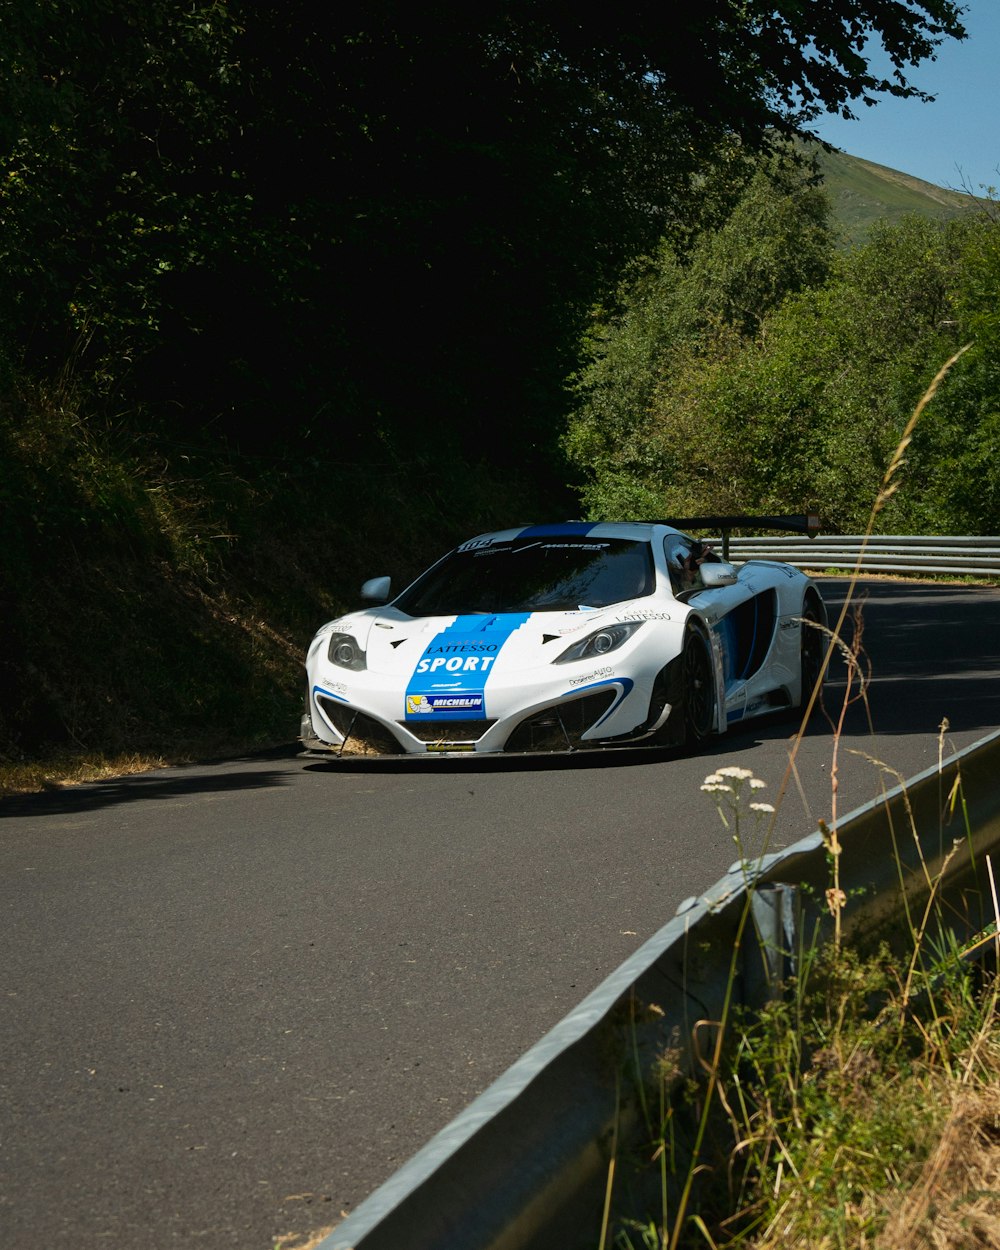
553;620;644;664
327;632;366;671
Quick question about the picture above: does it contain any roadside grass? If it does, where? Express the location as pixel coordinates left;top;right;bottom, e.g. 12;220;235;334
611;904;1000;1250
603;345;1000;1250
806;565;1000;587
0;751;168;795
609;742;1000;1250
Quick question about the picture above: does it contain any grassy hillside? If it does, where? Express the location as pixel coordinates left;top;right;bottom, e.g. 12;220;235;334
0;388;550;789
808;142;987;247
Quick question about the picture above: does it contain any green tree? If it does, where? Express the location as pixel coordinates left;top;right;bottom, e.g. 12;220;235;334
571;208;1000;533
899;209;1000;532
0;0;967;478
565;155;836;516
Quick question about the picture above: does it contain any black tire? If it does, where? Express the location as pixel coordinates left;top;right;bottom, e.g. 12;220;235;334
800;599;824;708
680;624;716;746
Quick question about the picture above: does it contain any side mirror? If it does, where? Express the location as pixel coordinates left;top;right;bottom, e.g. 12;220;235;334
699;562;738;588
360;575;392;604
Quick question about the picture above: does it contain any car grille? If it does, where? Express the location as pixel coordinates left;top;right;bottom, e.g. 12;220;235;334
503;689;618;753
315;696;404;755
401;720;497;744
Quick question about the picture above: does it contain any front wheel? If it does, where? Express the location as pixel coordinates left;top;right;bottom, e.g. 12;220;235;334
654;623;717;750
680;624;716;746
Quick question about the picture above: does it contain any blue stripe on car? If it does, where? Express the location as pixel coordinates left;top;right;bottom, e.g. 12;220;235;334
517;522;600;538
405;613;531;721
715;616;737;687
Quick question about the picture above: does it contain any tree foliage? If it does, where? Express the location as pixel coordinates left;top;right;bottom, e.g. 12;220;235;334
566;200;1000;534
0;0;967;476
564;155;837;516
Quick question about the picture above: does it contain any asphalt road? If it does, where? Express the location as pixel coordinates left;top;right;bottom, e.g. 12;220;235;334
2;578;999;1249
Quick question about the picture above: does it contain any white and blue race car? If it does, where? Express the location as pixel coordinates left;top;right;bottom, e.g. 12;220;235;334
301;520;827;757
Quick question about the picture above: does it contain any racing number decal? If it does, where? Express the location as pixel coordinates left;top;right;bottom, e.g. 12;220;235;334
404;613;531;720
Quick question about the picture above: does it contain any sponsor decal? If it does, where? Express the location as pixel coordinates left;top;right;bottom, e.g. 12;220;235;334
458;536;496;552
615;610;672;622
537;541;607;551
413;639;500;675
315;682;348;700
406;693;484;715
569;666;615;686
405;613;530;720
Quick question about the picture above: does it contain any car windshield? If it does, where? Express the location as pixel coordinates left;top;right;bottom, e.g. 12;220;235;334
394;536;655;616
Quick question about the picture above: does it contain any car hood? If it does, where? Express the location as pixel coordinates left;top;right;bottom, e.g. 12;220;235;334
358;608;608;677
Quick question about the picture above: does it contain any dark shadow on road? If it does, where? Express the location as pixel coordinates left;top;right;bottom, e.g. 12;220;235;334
302;745;678;775
0;758;295;819
299;705;833;776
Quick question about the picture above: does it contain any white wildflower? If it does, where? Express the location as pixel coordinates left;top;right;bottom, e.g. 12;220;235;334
749;801;775;813
749;778;767;789
716;766;754;779
703;773;724;785
701;783;733;793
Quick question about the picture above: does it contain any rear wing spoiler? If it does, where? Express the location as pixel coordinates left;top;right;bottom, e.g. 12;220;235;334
659;512;821;561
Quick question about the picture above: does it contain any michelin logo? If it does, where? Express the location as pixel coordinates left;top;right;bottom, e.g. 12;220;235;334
407;694;484;715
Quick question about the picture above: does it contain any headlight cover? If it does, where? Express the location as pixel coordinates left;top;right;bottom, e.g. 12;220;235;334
553;620;644;664
327;631;367;671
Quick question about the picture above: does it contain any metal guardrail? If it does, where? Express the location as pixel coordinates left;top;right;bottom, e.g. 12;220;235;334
719;534;1000;577
320;728;1000;1250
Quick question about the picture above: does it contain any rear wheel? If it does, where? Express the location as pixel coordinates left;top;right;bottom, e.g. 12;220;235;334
800;599;824;708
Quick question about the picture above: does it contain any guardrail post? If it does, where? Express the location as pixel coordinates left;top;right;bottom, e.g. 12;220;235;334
745;882;799;1000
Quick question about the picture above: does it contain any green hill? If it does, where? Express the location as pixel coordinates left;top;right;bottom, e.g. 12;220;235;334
806;143;988;247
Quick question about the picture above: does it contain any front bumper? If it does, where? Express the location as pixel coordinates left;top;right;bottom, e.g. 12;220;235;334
303;672;660;757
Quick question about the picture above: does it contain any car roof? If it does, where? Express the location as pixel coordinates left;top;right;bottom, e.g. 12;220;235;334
459;521;683;546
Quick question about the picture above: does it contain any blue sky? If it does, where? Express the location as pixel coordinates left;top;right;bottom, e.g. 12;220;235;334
810;1;1000;195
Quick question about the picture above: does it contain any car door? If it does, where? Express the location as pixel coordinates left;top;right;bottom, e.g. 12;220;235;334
680;557;779;722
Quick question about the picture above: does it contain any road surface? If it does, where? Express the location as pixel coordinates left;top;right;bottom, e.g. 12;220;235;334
2;578;999;1248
